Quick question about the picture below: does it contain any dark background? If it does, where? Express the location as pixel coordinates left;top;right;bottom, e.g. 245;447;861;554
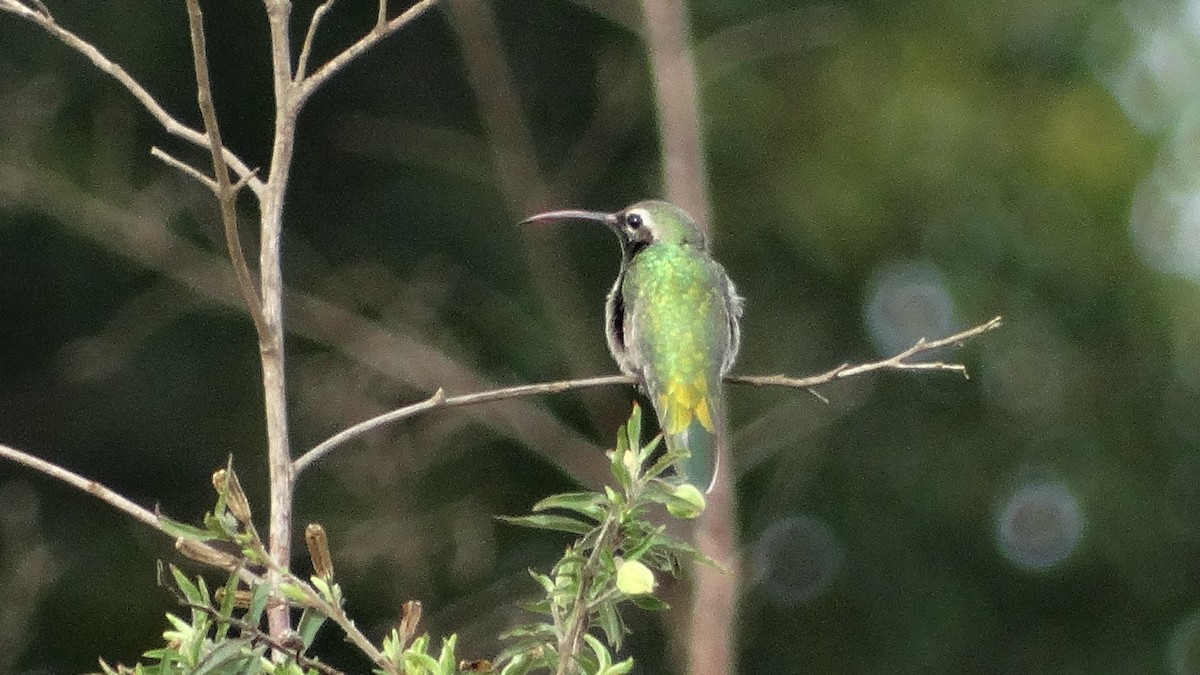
2;0;1197;672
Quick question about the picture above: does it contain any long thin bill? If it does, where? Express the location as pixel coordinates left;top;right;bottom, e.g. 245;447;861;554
519;209;614;226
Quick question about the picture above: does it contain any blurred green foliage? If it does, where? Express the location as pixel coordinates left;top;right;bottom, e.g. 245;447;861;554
2;0;1198;673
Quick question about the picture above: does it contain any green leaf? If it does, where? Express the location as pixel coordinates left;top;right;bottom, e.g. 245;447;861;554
213;570;240;643
402;651;440;675
602;656;635;675
595;600;625;649
500;623;556;641
157;516;218;542
528;569;555;593
296;607;327;648
532;492;607;520
642;445;683;481
246;577;271;625
169;565;208;607
191;638;260;675
610;444;634;491
584;634;612;669
436;634;458;674
498;514;594;535
311;575;334;602
625;403;643;452
499;653;533;675
628;594;669;611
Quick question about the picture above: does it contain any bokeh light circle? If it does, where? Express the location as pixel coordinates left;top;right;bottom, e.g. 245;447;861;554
749;515;844;606
994;481;1085;571
864;259;958;357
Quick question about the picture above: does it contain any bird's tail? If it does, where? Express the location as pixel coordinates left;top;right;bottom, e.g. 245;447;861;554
654;378;727;493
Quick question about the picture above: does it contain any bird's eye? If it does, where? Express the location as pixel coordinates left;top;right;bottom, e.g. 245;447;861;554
626;213;643;229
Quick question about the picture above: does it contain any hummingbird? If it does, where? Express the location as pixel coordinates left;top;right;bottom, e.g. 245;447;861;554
522;200;743;492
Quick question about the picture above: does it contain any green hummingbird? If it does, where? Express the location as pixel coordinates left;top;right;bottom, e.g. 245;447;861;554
522;200;743;492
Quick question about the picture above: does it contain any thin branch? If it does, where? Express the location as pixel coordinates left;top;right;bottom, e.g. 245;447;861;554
294;317;1003;474
0;442;161;531
0;0;264;197
183;0;268;342
729;316;1004;390
297;0;440;104
0;442;381;672
296;0;337;82
293;375;632;474
0;442;264;586
150;146;217;191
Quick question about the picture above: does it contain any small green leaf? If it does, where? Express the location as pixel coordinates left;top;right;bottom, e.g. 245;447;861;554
626;403;642;451
169;565;208;607
499;653;533;675
213;570;240;643
583;634;612;669
247;577;271;625
595;600;624;649
527;569;555;594
602;656;635;675
628;594;669;611
296;607;327;648
532;492;606;520
436;634;458;674
665;483;706;519
157;516;217;542
311;575;333;601
402;651;440;675
498;514;594;535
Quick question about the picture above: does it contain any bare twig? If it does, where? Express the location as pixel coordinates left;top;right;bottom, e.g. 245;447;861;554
0;442;266;588
150;147;217;191
294;317;1003;474
293;375;632;474
297;0;440;103
0;439;384;671
729;316;1004;390
0;442;161;531
296;0;337;81
183;0;268;342
0;0;264;196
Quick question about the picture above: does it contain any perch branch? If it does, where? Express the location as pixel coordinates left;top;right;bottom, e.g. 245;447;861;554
294;317;1003;474
0;0;264;196
292;375;632;474
729;316;1004;389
